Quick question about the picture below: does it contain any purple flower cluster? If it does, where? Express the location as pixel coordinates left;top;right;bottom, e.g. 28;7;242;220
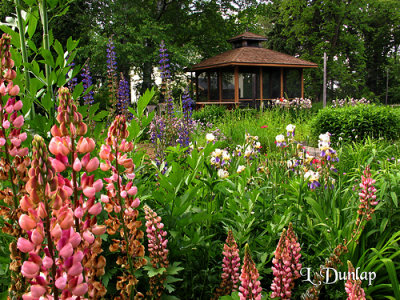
159;40;171;81
332;97;370;108
117;73;131;118
81;61;94;106
177;89;193;147
159;41;174;116
106;36;118;110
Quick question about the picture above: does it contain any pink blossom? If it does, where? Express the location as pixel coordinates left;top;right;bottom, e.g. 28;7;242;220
19;214;36;231
239;244;262;300
17;238;34;253
13;100;23;111
2;119;10;129
21;261;40;278
270;223;302;299
345;261;366;300
12;115;24;128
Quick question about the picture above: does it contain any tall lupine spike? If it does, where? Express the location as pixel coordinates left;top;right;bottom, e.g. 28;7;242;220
271;223;302;299
356;166;378;225
212;230;241;299
177;88;193;148
106;36;118;117
117;73;131;118
345;261;366;300
49;87;107;297
81;60;94;106
159;40;174;117
239;244;262;300
100;115;146;298
19;135;88;299
144;205;169;299
0;32;30;298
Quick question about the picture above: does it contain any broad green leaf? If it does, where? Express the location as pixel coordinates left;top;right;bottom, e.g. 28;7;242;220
27;11;38;38
40;48;55;68
92;110;108;121
167;262;184;275
72;82;84;100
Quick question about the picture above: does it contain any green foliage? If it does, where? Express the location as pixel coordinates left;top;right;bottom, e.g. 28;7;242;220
192;105;227;124
310;105;400;143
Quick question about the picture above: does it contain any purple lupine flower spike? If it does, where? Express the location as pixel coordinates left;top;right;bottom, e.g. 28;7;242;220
81;61;94;106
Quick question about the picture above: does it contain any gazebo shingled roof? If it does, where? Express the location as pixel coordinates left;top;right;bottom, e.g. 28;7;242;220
190;47;318;71
227;31;268;42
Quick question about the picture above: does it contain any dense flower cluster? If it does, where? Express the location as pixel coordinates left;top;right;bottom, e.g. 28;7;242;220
101;115;146;298
50;87;107;297
117;73;131;118
158;41;174;116
213;230;241;299
356;167;378;225
106;36;118;114
271;223;302;299
19;135;87;299
210;148;231;169
286;124;296;137
144;205;169;299
243;133;262;161
275;134;286;148
345;261;366;300
0;33;30;297
318;133;338;162
332;97;370;108
177;89;193;148
304;170;320;190
239;244;262;300
81;61;94;106
273;97;312;109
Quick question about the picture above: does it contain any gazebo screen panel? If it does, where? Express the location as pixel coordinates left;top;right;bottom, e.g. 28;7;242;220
198;72;208;101
284;69;301;98
209;71;219;101
262;68;280;99
222;71;234;100
239;67;259;99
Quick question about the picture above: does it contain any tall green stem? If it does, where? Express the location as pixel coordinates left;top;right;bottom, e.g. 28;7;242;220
14;0;35;119
38;0;54;119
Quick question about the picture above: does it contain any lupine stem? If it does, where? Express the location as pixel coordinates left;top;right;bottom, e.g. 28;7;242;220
14;0;34;119
38;0;54;119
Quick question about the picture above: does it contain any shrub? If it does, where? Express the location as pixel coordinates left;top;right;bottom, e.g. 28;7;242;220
310;104;400;143
192;105;227;123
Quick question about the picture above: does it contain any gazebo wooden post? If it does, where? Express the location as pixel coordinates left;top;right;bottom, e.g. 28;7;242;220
301;69;304;98
259;67;263;106
280;68;284;99
218;70;222;103
195;72;199;102
234;66;239;106
207;72;211;101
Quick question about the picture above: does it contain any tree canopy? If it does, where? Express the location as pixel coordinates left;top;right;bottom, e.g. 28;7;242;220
2;0;399;103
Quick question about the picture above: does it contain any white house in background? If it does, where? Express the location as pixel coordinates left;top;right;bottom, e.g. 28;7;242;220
129;67;193;103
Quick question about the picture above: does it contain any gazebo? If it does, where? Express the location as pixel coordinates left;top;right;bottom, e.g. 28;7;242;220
189;32;318;108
